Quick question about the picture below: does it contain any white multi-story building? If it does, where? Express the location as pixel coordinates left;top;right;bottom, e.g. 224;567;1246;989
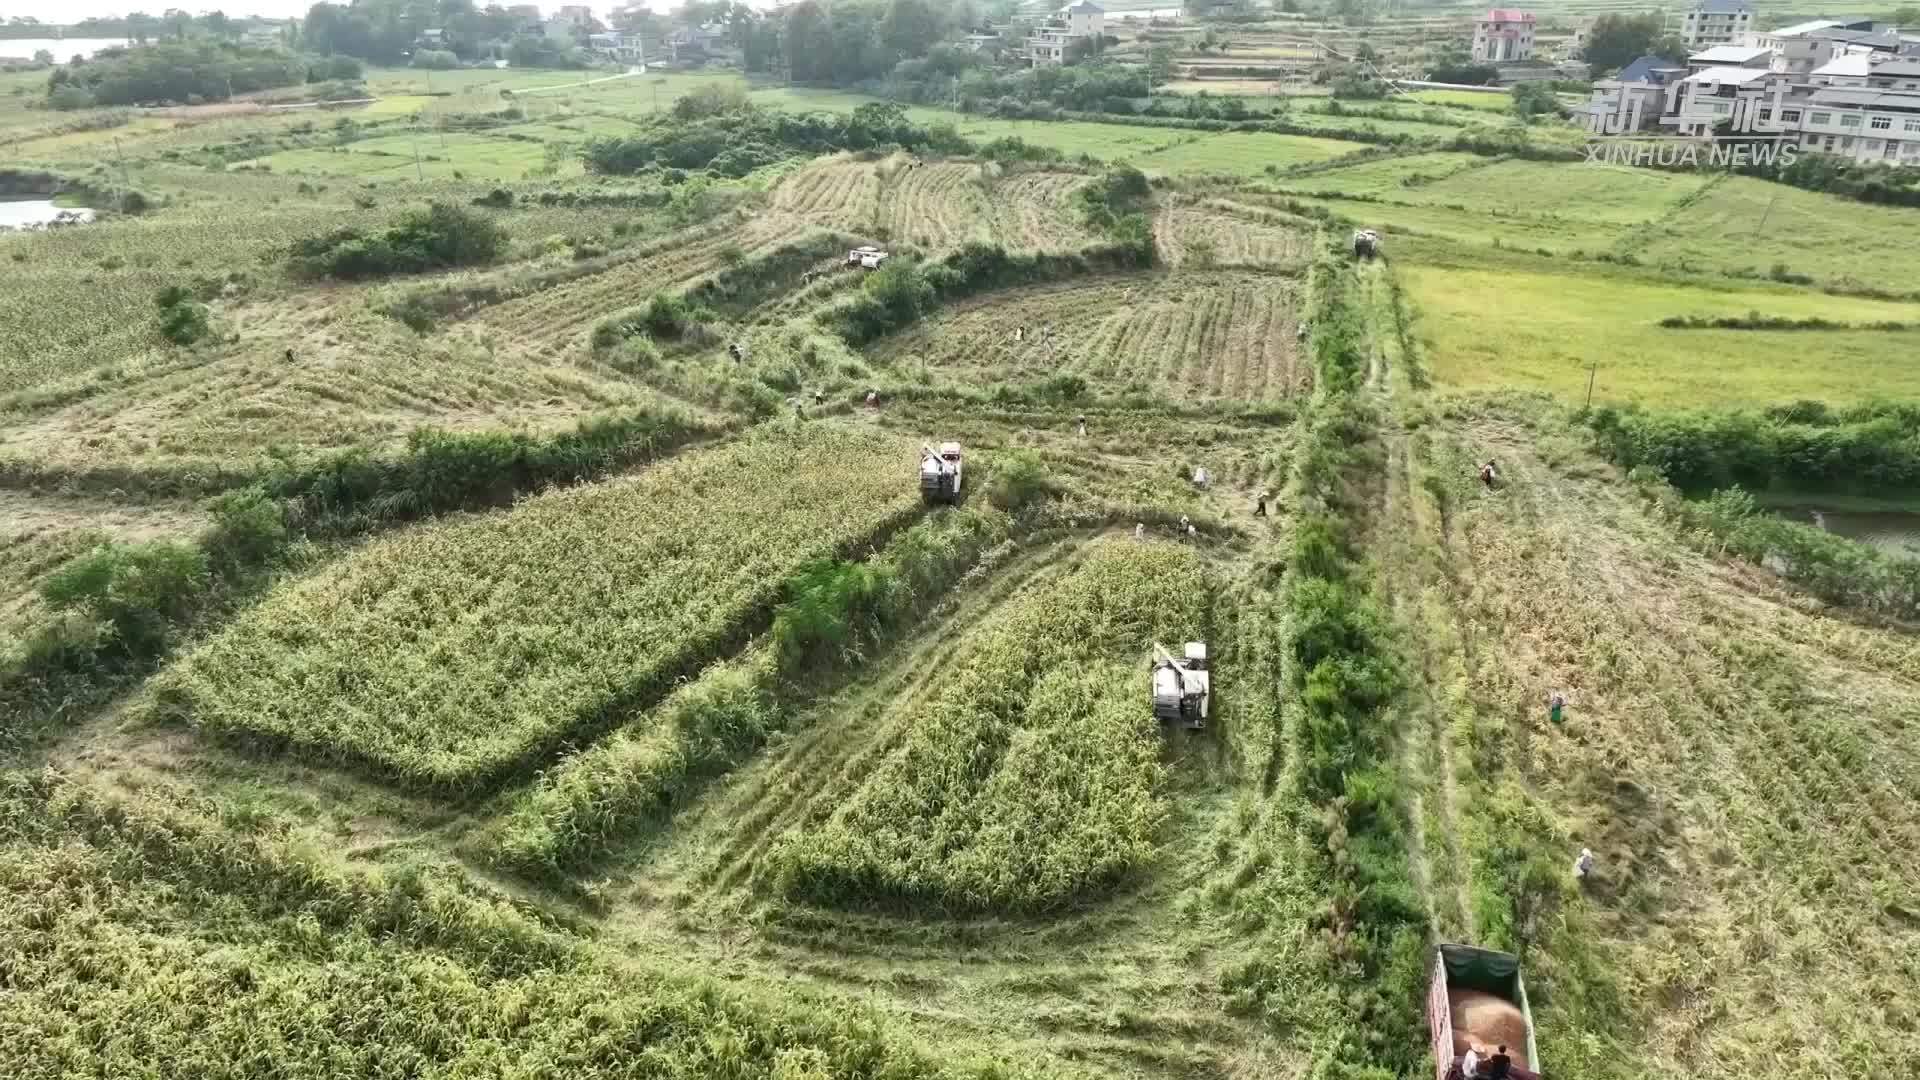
1023;2;1105;65
1787;88;1920;166
1472;9;1535;63
1679;0;1753;49
1585;46;1920;166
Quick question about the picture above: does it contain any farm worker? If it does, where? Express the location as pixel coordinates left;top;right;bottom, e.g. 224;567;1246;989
1573;847;1595;881
1134;522;1145;541
1548;691;1566;724
1015;326;1025;342
1076;414;1087;437
1193;465;1209;488
813;390;825;406
865;389;878;408
1479;460;1498;490
1254;491;1269;518
729;341;744;363
284;347;295;363
1484;1045;1512;1080
1461;1044;1483;1079
1296;321;1309;342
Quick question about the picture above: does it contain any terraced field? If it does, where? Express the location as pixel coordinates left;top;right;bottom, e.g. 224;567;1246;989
871;271;1309;403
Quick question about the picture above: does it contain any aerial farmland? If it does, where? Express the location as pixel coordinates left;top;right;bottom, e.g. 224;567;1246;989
3;3;1919;1080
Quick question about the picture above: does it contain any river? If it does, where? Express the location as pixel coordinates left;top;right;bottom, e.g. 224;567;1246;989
0;38;129;64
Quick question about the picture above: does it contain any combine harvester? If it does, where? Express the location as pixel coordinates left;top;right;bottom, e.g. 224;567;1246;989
848;245;890;270
1150;642;1210;730
919;443;963;504
1428;943;1541;1080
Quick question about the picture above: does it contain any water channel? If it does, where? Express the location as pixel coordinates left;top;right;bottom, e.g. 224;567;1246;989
1768;505;1920;558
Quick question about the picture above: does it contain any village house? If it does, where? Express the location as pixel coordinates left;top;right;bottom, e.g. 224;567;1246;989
1471;9;1535;63
1678;0;1754;50
1585;35;1920;166
1583;53;1686;133
1657;64;1792;136
1022;2;1105;66
1685;43;1773;72
1870;58;1920;90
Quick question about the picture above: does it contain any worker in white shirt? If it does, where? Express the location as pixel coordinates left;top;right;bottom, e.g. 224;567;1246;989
1461;1044;1484;1079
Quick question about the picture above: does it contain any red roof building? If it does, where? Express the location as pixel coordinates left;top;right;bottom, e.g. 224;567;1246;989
1473;9;1536;63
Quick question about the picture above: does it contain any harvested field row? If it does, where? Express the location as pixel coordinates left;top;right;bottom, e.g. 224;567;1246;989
871;272;1309;404
1155;205;1314;269
154;427;922;790
474;213;807;350
773;156;1093;253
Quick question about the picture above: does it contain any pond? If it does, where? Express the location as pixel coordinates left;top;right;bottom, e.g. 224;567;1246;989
1768;505;1920;558
0;200;94;230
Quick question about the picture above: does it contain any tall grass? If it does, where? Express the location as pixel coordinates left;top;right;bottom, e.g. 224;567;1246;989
488;508;1011;878
154;428;923;791
0;770;1059;1079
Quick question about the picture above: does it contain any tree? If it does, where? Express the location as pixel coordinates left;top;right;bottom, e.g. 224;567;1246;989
1510;80;1563;120
1582;13;1665;74
163;8;193;40
32;49;54;65
1896;6;1920;25
880;0;943;59
200;11;231;38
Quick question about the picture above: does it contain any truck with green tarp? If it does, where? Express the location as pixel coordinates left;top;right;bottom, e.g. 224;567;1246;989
1426;943;1541;1080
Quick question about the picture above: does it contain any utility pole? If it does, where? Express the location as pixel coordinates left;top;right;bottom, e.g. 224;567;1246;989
111;136;131;187
1584;362;1598;409
1754;190;1779;237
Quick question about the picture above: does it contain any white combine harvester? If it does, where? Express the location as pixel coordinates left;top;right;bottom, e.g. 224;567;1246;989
848;245;890;270
1352;229;1380;258
919;442;963;504
1151;641;1210;730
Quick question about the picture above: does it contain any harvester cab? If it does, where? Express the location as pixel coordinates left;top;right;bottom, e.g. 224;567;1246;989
1353;229;1380;258
1151;641;1211;730
919;442;963;504
848;246;890;270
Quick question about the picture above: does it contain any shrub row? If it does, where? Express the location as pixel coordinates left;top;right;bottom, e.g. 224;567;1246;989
1657;313;1915;331
1;406;725;753
288;202;508;280
489;507;1012;878
825;238;1155;346
1585;402;1920;495
1281;242;1428;1074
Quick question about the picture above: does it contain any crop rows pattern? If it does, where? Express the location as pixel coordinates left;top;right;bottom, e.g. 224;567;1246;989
773;156;1091;253
1155;206;1314;269
768;539;1215;912
156;428;921;788
873;271;1309;403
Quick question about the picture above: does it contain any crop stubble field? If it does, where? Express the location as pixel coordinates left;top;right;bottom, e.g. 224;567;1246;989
5;48;1920;1080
